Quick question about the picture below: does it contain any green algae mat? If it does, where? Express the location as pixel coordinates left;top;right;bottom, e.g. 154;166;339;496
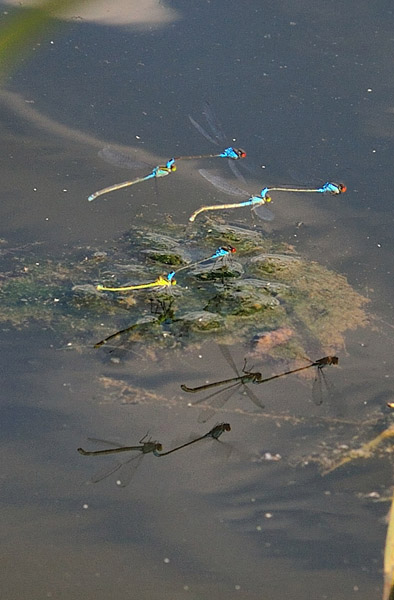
0;221;369;359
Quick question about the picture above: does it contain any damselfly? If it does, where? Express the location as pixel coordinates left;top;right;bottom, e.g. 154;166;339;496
254;355;338;406
181;345;265;422
88;156;176;202
182;354;338;417
190;171;345;222
96;272;176;293
155;423;231;456
94;299;175;349
265;182;346;196
174;148;246;161
78;433;163;487
189;169;274;222
173;245;236;275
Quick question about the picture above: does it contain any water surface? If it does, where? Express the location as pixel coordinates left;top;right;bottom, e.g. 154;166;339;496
1;1;394;598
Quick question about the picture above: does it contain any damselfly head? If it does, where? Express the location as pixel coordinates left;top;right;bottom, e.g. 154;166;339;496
224;147;247;160
221;245;237;254
325;182;346;195
209;422;232;438
316;355;339;367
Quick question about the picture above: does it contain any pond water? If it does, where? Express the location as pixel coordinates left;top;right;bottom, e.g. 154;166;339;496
2;1;394;599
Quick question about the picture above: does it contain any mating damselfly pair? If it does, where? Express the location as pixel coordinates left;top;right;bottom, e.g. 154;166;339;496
78;424;231;487
88;102;346;224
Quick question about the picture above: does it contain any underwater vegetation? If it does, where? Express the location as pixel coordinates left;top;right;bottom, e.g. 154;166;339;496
0;220;369;360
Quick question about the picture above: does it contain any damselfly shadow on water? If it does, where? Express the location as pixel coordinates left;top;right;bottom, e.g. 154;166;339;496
181;348;338;421
78;424;232;486
93;298;177;358
78;433;163;487
255;355;339;407
181;345;266;423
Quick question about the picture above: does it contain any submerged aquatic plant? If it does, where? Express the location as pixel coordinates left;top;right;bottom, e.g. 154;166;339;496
0;221;369;359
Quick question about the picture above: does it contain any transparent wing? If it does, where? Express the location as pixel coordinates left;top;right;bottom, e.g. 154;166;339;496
253;204;275;222
201;101;227;144
198;169;274;221
198;408;219;424
219;344;241;376
219;344;265;409
198;169;248;197
115;453;145;487
195;380;264;422
82;437;144;486
196;382;241;423
199;169;275;221
228;158;247;185
201;102;248;183
188;115;218;146
89;453;143;486
86;437;125;447
242;384;265;410
89;459;126;484
98;146;148;170
189;102;248;183
192;381;241;408
194;345;265;422
312;368;336;406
